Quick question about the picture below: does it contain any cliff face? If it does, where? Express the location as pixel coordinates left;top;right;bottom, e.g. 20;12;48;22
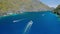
54;5;60;15
23;0;51;11
0;0;51;15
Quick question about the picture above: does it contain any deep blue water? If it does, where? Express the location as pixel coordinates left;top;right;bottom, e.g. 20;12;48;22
0;11;60;34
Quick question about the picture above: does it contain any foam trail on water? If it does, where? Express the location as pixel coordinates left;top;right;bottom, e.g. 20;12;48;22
23;20;33;34
13;18;27;23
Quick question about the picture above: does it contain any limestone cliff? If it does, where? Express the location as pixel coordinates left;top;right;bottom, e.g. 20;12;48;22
0;0;51;15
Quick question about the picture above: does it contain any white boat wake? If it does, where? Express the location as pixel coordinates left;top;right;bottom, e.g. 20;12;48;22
13;18;27;23
23;20;33;34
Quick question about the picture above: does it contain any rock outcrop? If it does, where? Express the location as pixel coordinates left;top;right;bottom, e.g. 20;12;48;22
54;5;60;15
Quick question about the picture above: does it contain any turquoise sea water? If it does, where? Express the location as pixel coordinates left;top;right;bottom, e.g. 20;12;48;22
0;11;60;34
